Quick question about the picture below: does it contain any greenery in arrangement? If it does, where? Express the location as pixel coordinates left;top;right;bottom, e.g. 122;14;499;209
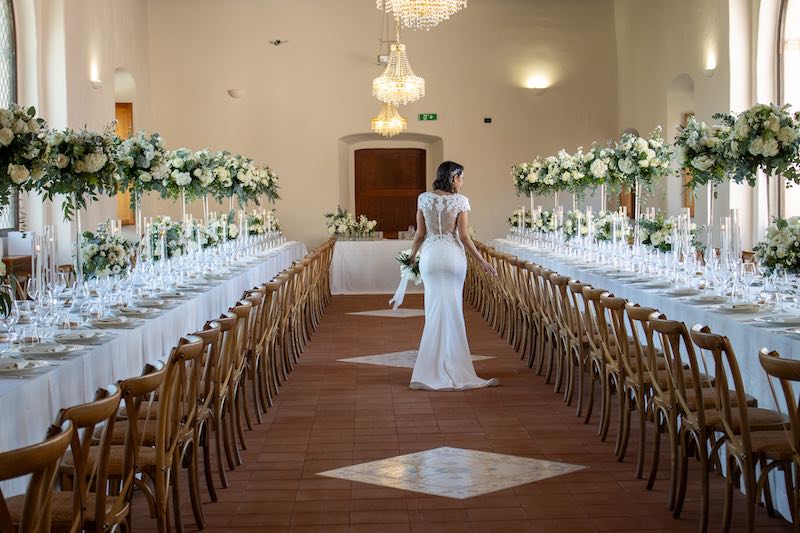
0;105;49;206
532;209;557;232
38;126;120;220
147;216;188;259
717;103;800;186
583;143;621;191
248;210;280;235
753;216;800;274
511;157;552;197
324;206;377;236
396;249;421;285
548;149;587;196
115;131;170;205
81;220;136;278
593;210;630;242
209;152;258;207
508;210;532;228
164;148;211;201
674;115;735;190
639;213;702;253
615;127;674;189
563;210;589;239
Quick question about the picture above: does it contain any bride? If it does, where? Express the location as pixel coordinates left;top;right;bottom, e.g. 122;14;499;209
407;161;499;391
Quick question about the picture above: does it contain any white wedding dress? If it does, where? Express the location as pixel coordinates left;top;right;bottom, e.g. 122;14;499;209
409;192;498;391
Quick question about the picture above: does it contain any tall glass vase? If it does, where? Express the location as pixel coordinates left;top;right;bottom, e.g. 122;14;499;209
706;182;716;259
633;179;642;248
134;190;143;242
599;183;607;213
203;195;210;222
73;193;84;287
180;190;187;222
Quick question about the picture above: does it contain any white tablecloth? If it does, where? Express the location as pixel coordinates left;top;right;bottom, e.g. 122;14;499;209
491;238;797;518
330;240;424;295
0;241;306;495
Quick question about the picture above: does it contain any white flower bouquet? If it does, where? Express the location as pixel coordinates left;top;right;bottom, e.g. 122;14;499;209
395;249;421;285
615;127;673;189
593;210;630;242
753;216;800;274
508;209;532;229
674;115;734;189
81;220;135;278
324;207;377;238
563;210;589;240
164;148;210;201
38;126;120;220
248;210;280;235
531;209;557;233
0;105;49;206
115;131;170;201
511;157;553;197
583;142;622;191
210;152;259;207
639;213;702;253
717;103;800;186
253;164;280;203
147;216;188;259
547;149;587;196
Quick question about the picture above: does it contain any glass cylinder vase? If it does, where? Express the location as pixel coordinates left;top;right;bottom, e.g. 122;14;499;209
72;193;84;287
134;189;143;243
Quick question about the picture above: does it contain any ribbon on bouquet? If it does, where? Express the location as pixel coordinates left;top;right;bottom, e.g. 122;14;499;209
389;270;412;310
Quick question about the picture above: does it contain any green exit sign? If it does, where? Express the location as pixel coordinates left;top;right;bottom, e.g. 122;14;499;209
418;113;438;121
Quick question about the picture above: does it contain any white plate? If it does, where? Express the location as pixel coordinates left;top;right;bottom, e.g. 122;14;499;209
90;316;130;327
754;314;800;327
688;294;728;305
136;298;168;308
53;330;106;342
665;287;702;297
641;280;672;289
0;359;50;371
716;302;764;313
17;344;82;355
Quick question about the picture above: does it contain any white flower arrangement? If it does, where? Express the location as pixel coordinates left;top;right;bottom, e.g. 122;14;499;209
508;209;532;229
115;131;170;201
511;157;552;197
324;207;377;238
583;143;621;191
81;220;135;278
674;116;734;190
0;105;48;206
615;127;674;189
563;210;590;239
547;149;587;195
592;210;630;242
248;210;280;235
147;216;188;259
531;209;557;233
639;213;702;253
753;216;800;274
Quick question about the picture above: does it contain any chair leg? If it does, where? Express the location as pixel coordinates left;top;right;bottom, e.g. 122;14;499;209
598;373;611;442
186;443;206;530
635;396;647;479
722;455;735;533
235;386;249;452
171;455;185;533
673;432;690;518
646;410;661;491
201;424;218;502
616;390;631;462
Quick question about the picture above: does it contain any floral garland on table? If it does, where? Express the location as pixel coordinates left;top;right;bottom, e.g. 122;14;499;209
753;217;800;274
639;214;702;253
0;105;49;205
81;220;135;278
37;127;120;220
115;131;170;203
147;216;188;259
615;127;673;189
717;103;800;186
593;211;630;242
248;210;280;235
395;249;421;285
563;210;589;240
674;115;734;190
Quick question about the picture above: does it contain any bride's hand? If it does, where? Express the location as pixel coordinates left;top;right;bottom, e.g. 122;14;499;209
482;261;497;276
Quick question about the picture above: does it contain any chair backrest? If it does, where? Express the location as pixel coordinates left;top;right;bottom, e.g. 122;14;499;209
690;325;752;456
213;313;238;395
579;286;609;357
54;385;122;532
759;348;800;456
228;301;254;376
549;273;572;334
624;302;660;391
192;322;223;417
565;280;590;343
599;295;628;370
0;421;74;533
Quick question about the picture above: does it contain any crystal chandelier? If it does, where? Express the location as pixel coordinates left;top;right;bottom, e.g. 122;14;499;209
372;42;425;105
377;0;467;30
371;102;408;137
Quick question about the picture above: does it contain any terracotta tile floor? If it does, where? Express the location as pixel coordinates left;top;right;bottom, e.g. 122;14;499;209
131;294;793;532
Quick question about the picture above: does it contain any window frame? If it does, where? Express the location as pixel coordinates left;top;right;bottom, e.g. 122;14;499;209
0;0;19;236
778;0;792;217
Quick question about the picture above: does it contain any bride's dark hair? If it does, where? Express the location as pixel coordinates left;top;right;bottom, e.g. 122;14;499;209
433;161;464;193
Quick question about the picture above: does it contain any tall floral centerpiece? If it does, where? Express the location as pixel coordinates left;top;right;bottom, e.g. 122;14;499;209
583;143;621;212
254;164;281;204
753;216;800;274
0;105;49;206
38;127;120;284
165;148;210;219
115;131;170;239
81;220;135;278
552;149;588;209
511;157;550;214
210;152;258;210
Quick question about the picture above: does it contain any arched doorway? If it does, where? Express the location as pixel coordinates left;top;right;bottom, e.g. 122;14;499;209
114;68;136;225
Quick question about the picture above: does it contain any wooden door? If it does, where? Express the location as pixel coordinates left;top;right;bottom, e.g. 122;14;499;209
115;103;134;225
355;148;426;239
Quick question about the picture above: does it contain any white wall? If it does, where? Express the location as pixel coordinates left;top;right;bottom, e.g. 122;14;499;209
143;0;619;247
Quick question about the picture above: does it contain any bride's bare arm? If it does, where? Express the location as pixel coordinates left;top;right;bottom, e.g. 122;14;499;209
457;211;497;276
409;209;426;260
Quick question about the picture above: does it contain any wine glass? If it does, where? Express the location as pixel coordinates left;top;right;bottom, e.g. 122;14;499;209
740;262;758;303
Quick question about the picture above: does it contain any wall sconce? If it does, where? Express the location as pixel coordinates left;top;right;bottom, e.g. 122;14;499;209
90;79;103;89
227;88;245;99
704;51;716;78
525;76;549;96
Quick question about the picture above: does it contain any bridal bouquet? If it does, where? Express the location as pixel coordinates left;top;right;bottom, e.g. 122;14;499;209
38;126;120;220
115;131;170;201
674;116;734;189
639;214;701;253
615;127;673;189
753;216;800;274
147;216;188;259
81;220;135;278
563;210;589;239
395;249;421;285
718;103;800;185
0;105;49;205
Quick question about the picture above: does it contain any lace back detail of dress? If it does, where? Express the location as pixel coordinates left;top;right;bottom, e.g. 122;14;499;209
417;192;471;240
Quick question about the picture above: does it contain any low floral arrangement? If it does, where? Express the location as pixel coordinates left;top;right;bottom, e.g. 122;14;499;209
115;131;170;203
147;216;188;259
753;216;800;274
593;210;630;242
0;105;48;206
324;207;377;237
615;127;673;189
674;115;733;190
563;210;589;240
531;209;557;233
81;220;135;278
508;210;531;229
719;103;800;185
38;126;120;220
248;210;280;235
395;249;421;285
639;214;702;253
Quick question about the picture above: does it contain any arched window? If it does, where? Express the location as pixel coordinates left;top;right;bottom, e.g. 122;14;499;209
0;0;16;232
779;0;800;217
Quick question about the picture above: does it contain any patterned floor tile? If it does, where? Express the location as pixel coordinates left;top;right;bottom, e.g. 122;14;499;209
317;446;585;499
338;350;493;369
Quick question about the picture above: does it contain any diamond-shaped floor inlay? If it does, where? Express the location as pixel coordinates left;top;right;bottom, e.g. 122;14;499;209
317;446;586;499
348;309;426;318
338;350;493;369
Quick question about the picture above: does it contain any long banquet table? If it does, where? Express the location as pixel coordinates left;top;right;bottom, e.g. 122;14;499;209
0;241;307;495
330;239;424;295
491;237;796;518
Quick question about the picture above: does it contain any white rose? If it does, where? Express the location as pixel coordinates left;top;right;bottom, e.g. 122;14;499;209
171;157;184;169
8;163;29;184
139;171;152;183
0;128;13;146
691;155;713;172
55;154;70;169
174;171;191;186
12;119;26;134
